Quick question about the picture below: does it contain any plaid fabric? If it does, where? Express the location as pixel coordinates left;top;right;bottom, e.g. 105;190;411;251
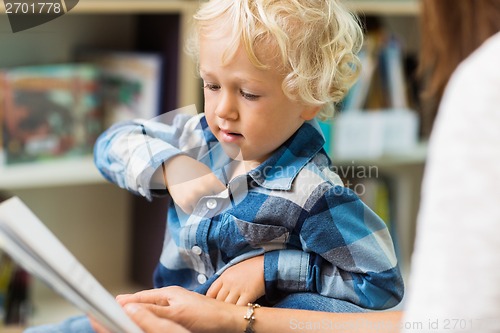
94;112;404;310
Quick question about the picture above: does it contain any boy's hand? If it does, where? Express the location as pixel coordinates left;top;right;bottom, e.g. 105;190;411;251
206;256;265;305
157;155;226;214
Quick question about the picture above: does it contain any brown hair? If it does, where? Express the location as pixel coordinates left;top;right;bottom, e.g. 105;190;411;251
419;0;500;136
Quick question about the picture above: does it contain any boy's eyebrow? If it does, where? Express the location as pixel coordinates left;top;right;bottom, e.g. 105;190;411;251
199;69;266;85
199;68;209;77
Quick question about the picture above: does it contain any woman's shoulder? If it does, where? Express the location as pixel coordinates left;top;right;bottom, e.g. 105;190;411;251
451;32;500;87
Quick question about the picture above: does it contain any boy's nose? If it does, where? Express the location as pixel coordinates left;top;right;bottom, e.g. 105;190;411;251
215;91;238;120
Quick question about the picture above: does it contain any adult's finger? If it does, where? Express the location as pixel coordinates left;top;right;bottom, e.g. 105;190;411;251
88;316;112;333
117;289;170;307
124;303;191;333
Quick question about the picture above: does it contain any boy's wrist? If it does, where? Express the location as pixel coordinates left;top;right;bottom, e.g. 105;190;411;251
151;154;189;190
151;162;168;190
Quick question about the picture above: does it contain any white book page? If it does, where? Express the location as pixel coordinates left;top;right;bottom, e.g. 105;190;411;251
0;197;143;333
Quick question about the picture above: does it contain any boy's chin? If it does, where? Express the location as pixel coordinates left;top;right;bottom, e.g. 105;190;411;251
220;142;244;160
219;142;266;165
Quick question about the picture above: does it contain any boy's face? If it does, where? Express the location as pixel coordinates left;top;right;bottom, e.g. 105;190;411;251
199;31;318;165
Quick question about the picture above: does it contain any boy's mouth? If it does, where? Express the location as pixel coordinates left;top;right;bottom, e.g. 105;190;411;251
219;129;244;142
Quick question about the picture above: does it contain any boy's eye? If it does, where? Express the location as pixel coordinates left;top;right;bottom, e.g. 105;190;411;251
240;90;260;101
203;83;220;91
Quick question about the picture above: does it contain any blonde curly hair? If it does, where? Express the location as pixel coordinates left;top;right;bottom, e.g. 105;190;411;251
188;0;363;120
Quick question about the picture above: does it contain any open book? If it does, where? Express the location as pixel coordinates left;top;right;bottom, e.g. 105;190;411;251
0;197;142;333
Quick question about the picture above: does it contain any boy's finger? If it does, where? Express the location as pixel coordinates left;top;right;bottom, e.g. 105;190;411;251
215;288;230;302
206;280;222;299
224;292;240;305
235;295;250;306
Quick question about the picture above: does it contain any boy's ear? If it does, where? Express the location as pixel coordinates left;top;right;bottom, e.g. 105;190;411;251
300;105;321;121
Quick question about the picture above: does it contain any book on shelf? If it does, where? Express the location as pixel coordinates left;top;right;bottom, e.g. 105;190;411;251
0;80;4;167
331;28;420;160
134;14;181;114
1;193;32;326
0;64;103;165
0;253;31;326
0;196;142;333
340;33;380;112
379;36;409;110
341;29;410;112
76;51;163;128
0;252;16;323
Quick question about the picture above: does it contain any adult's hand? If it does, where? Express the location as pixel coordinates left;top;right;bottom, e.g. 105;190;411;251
116;286;245;333
89;306;191;333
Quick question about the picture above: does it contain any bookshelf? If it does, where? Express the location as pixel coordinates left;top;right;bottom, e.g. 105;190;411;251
0;3;423;187
0;0;424;326
0;1;201;327
334;0;425;279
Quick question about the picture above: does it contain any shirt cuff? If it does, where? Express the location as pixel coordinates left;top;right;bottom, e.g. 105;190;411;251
264;250;310;303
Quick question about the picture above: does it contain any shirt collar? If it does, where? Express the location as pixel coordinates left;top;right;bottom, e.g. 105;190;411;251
248;119;325;190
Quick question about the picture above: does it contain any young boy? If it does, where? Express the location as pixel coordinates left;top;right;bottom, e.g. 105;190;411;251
98;0;403;310
26;0;403;331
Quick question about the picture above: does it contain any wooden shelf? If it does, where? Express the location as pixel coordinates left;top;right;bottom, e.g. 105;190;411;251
0;156;105;190
68;0;199;14
0;1;199;14
1;0;420;16
333;141;428;168
346;0;420;16
70;1;420;16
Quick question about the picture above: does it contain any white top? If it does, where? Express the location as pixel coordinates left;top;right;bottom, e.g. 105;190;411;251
402;32;500;332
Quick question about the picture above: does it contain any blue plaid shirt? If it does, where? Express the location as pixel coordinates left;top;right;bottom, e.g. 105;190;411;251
94;112;404;309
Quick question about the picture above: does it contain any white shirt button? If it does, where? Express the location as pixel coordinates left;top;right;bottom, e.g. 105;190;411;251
206;198;217;210
197;274;207;284
191;245;202;255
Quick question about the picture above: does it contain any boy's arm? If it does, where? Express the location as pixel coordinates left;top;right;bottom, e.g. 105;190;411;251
263;186;404;310
94;113;208;200
154;155;226;214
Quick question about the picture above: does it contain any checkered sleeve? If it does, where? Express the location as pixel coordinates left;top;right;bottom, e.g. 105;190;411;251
264;185;404;309
94;113;208;200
